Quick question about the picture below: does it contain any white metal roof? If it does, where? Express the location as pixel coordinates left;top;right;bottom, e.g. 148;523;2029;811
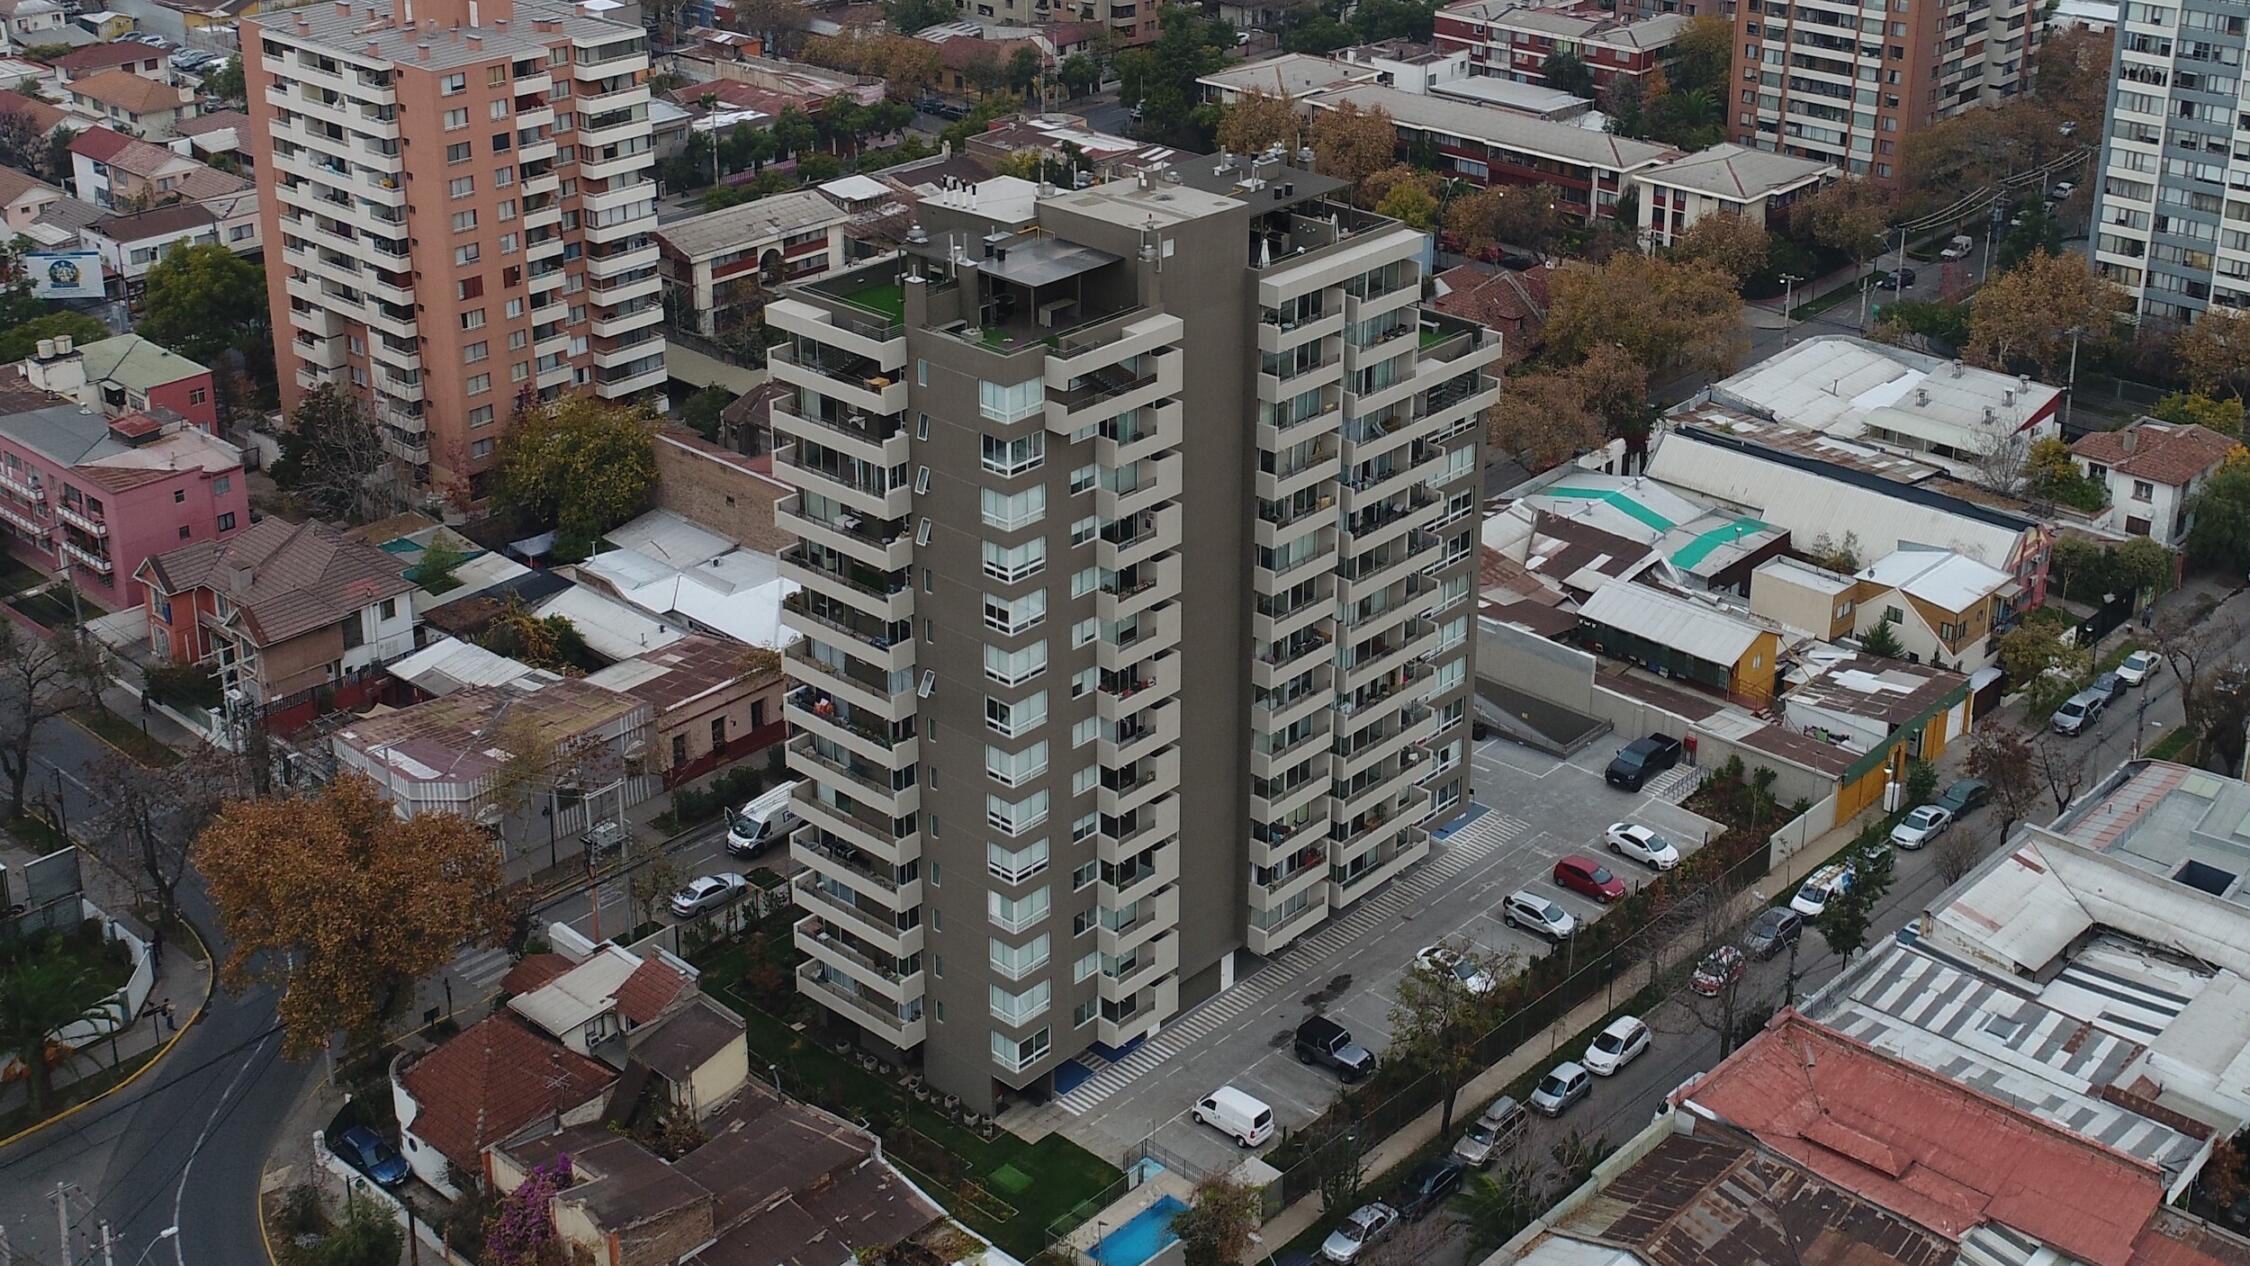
507;945;640;1036
532;586;685;661
1312;83;1674;172
1753;556;1854;595
1636;142;1833;202
818;174;891;203
1857;547;2011;612
1577;581;1765;664
1709;336;2061;450
389;636;550;696
604;508;735;568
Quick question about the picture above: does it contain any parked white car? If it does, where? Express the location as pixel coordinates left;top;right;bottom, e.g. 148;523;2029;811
1319;1203;1398;1264
2116;649;2160;687
1502;890;1576;941
1889;804;1954;850
1604;822;1680;870
1415;944;1495;994
1582;1015;1650;1076
669;872;749;918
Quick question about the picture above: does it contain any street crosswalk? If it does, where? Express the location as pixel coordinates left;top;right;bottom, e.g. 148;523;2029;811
451;946;516;996
1052;811;1530;1116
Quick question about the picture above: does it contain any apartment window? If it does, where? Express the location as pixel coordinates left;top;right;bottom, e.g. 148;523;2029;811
982;432;1045;476
455;243;481;265
1070;516;1098;547
509;331;529;351
178;525;190;539
462;309;486;330
466;373;491;395
983;538;1046;582
446;142;471;163
1071;463;1096;495
443;107;469;130
979;378;1043;423
216;511;236;531
1071;766;1098;797
984;589;1048;634
492;132;512;152
449;176;474;198
212;476;229;494
991;1027;1050;1070
488;64;508;86
464;341;489;364
500;232;518;255
1072;811;1097;843
1072;617;1096;648
989;932;1050;976
471;438;494;458
1071;666;1096;699
496;166;514;186
1074;949;1098;982
984;641;1048;685
468;405;494;427
988;839;1051;884
497;199;517;221
988;886;1050;932
2133;479;2156;501
490;99;509;120
980;487;1046;530
512;362;529;383
1069;567;1095;598
1073;716;1097;748
988;789;1050;836
985;740;1050;787
505;297;524;319
441;72;467;94
451;209;477;232
986;691;1047;737
458;277;484;301
173;489;185;503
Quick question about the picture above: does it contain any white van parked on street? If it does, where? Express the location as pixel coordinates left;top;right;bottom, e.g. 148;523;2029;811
1194;1085;1276;1147
725;781;801;857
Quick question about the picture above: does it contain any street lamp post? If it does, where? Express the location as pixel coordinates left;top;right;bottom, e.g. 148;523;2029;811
1779;273;1804;342
128;1226;179;1266
2063;325;2085;432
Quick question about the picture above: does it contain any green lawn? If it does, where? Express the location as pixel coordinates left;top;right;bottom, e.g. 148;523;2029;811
697;936;1121;1259
842;280;905;321
0;555;42;595
71;707;181;767
7;588;79;631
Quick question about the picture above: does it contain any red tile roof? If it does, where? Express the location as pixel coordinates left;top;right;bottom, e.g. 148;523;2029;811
68;69;183;115
398;1014;614;1173
0;88;69;134
51;42;160;75
614;956;691;1025
1430;263;1551;362
2072;420;2242;489
68;126;134;163
500;953;573;995
2130;1211;2250;1266
1685;1012;2166;1266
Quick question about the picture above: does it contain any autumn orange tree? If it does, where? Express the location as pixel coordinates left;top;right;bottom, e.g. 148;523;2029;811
194;773;507;1058
1542;252;1744;379
1215;88;1299;157
1671;212;1769;283
493;395;660;562
1444;182;1563;258
1309;102;1396;197
1963;249;2124;378
2175;306;2250;400
1488;370;1601;472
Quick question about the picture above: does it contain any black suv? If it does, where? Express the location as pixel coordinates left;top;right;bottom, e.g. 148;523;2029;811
1605;735;1684;790
1393;1158;1465;1218
1294;1016;1375;1081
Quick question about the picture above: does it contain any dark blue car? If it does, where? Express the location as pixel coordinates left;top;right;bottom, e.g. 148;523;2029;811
335;1125;409;1187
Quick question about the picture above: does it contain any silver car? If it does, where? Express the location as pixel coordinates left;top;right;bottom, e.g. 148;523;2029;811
1529;1061;1591;1117
1503;890;1576;941
668;872;749;918
1319;1202;1398;1264
2051;688;2105;736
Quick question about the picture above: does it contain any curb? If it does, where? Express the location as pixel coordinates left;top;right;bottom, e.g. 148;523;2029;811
0;915;216;1150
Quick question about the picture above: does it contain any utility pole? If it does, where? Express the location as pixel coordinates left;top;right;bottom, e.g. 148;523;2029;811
1779;273;1803;343
51;1183;76;1266
98;1222;114;1266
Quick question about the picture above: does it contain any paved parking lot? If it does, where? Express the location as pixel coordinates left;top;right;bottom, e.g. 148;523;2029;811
1036;736;1719;1177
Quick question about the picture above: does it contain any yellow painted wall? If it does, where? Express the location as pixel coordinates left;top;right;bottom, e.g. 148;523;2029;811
1731;630;1782;706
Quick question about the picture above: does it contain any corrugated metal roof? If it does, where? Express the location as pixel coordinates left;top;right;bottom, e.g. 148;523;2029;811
1578;581;1765;664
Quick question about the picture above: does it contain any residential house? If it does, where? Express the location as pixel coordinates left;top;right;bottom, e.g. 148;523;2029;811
654;188;850;338
23;330;219;430
1634;142;1833;249
164;108;250;168
1306;82;1675;220
1574;580;1783;707
329;678;660;863
1693;336;2063;483
0;0;69;50
134;516;418;707
2071;417;2242;547
1428;263;1548;364
1851;546;2016;672
0;163;62;230
963;114;1183;179
1778;653;1968;807
486;1075;952;1266
1432;2;1688;96
651;422;791;553
1746;555;1856;640
47;40;166;85
82;202;217;298
68;125;199;208
0;87;71;140
1646;424;2054;605
504;941;697;1058
64;68;191;136
389;1007;618;1197
0;352;244;609
929;34;1044;105
585;633;784;786
573;507;797;650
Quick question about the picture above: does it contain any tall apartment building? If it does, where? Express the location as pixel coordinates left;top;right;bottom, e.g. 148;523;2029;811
2086;5;2250;321
769;159;1497;1110
1725;0;2034;181
245;0;664;497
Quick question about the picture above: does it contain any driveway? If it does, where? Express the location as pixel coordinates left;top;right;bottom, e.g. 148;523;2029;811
1039;742;1718;1177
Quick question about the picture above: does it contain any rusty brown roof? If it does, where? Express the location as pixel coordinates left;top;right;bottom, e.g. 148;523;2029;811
140;516;415;646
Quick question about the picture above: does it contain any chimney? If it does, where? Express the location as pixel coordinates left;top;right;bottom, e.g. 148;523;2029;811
416;40;430;57
227;562;254;593
467;31;481;46
2122;428;2139;455
369;40;381;53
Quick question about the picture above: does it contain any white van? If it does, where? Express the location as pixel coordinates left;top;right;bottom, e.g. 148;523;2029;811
725;781;801;857
1789;863;1853;918
1193;1085;1276;1147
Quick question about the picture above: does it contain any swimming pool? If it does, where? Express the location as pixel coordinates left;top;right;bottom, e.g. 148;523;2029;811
1090;1195;1188;1266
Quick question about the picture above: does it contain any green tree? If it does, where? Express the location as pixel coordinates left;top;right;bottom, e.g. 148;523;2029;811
2188;451;2250;572
2112;534;2174;600
1058;52;1102;98
881;0;953;33
1541;50;1594;98
494;397;660;561
1859;613;1904;659
1815;823;1893;963
202;55;245;104
1374;178;1438;229
1997;624;2089;711
319;1193;404;1266
2152;391;2245;438
137;242;266;366
1964;720;2040;850
270;383;399;525
1458;1164;1547;1257
1389;939;1511;1133
0;953;125;1117
1005;44;1043;96
412;536;468;593
1172;1181;1263;1266
1117;7;1231;140
1906;759;1938;808
680;385;734;440
0;310;108;364
0;620;102;820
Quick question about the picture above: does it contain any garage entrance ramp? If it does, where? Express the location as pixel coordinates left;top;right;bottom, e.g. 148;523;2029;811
1475;680;1611;756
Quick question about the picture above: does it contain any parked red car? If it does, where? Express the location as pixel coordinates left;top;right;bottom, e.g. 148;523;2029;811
1552;855;1626;904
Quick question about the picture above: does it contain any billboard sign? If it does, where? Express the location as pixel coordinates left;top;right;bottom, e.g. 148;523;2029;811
26;251;104;299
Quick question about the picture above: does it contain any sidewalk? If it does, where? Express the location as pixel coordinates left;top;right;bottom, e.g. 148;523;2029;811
1251;814;1865;1251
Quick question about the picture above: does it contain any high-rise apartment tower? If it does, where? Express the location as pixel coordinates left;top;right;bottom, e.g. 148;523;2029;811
246;0;664;496
770;159;1497;1111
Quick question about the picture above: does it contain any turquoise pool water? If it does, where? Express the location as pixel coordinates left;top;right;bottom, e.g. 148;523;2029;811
1091;1196;1188;1266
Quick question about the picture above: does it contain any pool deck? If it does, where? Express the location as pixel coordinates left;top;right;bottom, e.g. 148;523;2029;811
1065;1169;1199;1264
